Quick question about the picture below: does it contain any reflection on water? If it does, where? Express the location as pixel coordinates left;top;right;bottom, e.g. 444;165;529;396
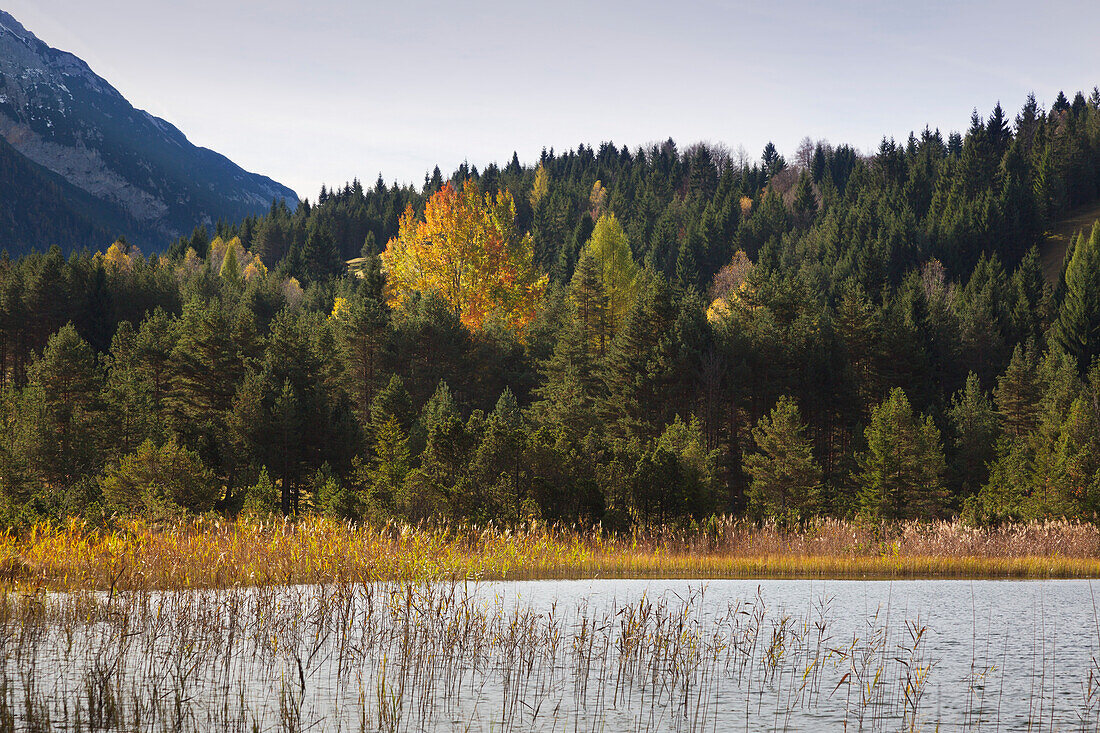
2;578;1099;731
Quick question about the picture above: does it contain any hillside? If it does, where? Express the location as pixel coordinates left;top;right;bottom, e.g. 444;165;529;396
0;132;118;251
0;10;297;254
1040;200;1100;282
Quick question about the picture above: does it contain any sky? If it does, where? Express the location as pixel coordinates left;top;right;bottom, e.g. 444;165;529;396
6;0;1100;200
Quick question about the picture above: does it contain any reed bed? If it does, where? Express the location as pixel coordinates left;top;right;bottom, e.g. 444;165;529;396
1;517;1099;592
0;579;1095;731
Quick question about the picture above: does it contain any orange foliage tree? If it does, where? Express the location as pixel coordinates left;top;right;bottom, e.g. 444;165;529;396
381;180;546;334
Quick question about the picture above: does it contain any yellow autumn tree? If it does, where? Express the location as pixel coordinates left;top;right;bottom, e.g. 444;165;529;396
588;180;607;221
100;240;135;272
381;180;546;335
583;212;640;333
529;163;550;208
242;253;268;282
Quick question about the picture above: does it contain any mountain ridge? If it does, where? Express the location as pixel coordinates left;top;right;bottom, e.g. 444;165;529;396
0;9;297;253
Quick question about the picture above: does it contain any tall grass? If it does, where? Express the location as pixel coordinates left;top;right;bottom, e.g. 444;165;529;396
1;516;1099;592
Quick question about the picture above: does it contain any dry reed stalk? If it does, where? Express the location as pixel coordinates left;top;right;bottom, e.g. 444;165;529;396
0;516;1098;592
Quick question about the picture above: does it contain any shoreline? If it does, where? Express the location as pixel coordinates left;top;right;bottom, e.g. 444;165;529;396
4;516;1100;591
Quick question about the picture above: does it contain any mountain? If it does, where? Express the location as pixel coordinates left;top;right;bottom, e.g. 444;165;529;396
0;10;297;254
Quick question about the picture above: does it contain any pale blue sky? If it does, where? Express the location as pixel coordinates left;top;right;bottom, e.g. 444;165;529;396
7;0;1100;199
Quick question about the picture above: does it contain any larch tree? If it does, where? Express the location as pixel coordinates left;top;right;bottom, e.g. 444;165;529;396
583;212;640;338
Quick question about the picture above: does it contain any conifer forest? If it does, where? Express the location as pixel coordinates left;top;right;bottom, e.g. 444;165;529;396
3;91;1100;530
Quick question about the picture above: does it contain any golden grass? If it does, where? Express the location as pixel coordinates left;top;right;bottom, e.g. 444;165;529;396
2;516;1100;591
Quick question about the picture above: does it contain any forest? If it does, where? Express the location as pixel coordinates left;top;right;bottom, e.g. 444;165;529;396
1;89;1100;529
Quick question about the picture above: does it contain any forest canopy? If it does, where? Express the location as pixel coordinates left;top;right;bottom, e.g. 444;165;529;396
2;89;1100;527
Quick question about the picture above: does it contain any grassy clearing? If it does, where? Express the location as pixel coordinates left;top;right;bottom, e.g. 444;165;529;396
2;517;1100;591
1040;200;1100;282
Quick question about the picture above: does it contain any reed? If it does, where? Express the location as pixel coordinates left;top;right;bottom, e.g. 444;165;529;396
1;516;1099;592
0;578;1094;731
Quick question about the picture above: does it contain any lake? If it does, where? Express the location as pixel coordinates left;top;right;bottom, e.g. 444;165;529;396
3;578;1099;731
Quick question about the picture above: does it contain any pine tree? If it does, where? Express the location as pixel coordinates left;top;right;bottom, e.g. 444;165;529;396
19;323;106;499
241;467;279;516
273;379;300;514
100;438;219;515
743;396;822;525
334;294;391;427
656;416;721;517
167;298;247;472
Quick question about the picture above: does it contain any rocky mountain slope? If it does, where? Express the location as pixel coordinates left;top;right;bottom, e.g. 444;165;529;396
0;10;297;253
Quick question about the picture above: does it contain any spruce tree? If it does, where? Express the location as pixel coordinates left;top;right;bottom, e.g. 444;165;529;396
472;389;528;519
994;343;1041;439
370;374;414;435
602;273;677;439
946;372;999;498
365;416;411;519
532;317;601;438
409;381;471;516
857;388;946;522
1053;222;1100;371
792;171;817;228
743;396;822;525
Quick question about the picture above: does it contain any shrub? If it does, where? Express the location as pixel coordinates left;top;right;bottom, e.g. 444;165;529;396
100;439;219;515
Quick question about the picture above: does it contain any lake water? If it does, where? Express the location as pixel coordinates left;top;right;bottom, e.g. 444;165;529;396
474;578;1100;731
5;578;1100;731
